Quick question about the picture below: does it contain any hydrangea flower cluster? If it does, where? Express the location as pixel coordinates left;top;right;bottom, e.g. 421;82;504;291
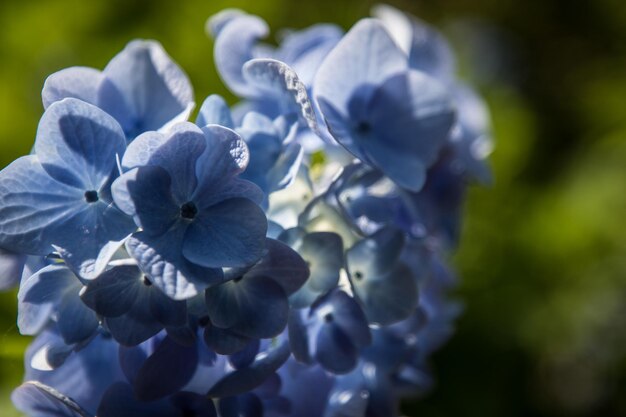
1;5;492;417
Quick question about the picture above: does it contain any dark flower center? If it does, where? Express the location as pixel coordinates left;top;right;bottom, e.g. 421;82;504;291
324;313;334;323
354;271;363;280
180;202;198;219
84;190;99;203
198;315;211;327
355;121;372;134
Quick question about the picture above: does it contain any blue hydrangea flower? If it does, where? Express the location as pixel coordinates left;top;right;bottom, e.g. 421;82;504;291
0;98;136;279
80;264;187;346
314;19;456;192
289;290;371;374
42;40;194;139
204;238;308;352
112;122;267;300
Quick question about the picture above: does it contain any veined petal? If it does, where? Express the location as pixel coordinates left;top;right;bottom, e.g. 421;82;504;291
243;58;318;131
127;229;223;300
0;156;81;255
35;98;126;190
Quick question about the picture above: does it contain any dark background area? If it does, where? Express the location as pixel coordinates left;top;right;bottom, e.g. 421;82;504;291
0;0;625;415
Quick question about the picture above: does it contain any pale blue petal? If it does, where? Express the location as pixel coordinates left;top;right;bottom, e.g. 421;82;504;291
196;94;234;128
314;18;408;112
242;58;318;131
103;40;194;135
35;98;126;190
277;24;343;87
206;9;246;37
363;71;455;191
42;66;104;109
17;264;73;335
213;14;269;97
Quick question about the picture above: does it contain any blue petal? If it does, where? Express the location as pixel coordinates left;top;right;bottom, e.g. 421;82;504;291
17;265;77;335
57;290;99;344
245;238;308;295
80;264;141;317
297;232;343;296
0;156;84;255
12;382;86;417
206;9;246;37
134;336;198;401
228;339;260;369
363;70;455;191
53;208;134;280
120;124;208;202
314;18;408;113
194;125;252;197
0;248;26;290
346;227;404;278
267;142;303;192
213;14;269;97
23;329;124;416
104;300;163;346
42;66;104;109
183;198;267;269
127;230;224;300
103;40;194;135
315;322;359;374
319;291;372;348
276;24;343;87
35;98;126;190
203;322;251;355
287;309;311;363
242;59;318;131
112;166;179;235
97;382;177;417
196;94;234;128
205;275;288;339
207;341;290;398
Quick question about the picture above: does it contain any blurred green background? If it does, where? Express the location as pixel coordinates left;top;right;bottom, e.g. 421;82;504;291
0;0;625;416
